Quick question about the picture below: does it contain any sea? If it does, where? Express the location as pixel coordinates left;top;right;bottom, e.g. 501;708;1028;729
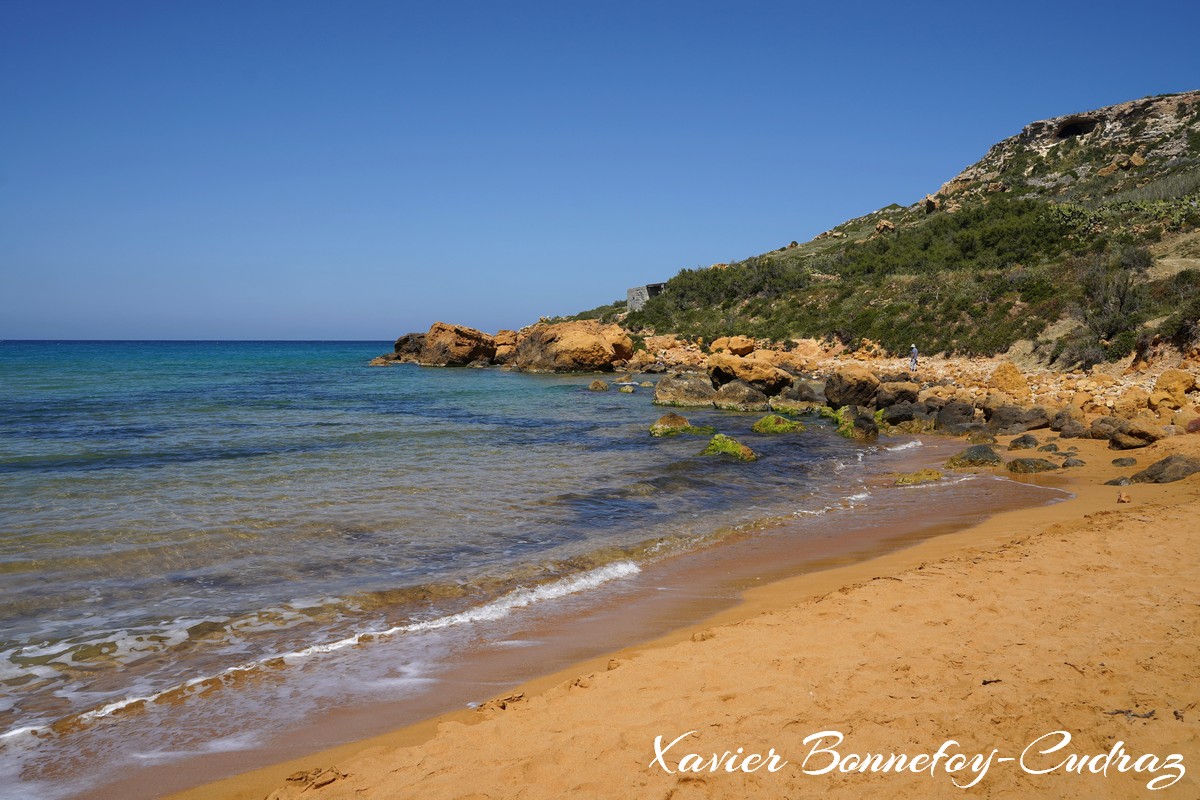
0;341;1066;799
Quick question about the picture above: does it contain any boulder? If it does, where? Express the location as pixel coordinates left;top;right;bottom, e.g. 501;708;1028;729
1006;458;1060;474
876;381;919;407
1113;387;1150;418
1131;455;1200;484
618;385;636;394
701;434;758;462
778;380;825;403
1088;416;1126;441
987;362;1032;403
588;380;610;392
1150;369;1197;409
710;336;756;356
836;405;878;440
946;445;1003;468
824;365;880;409
1008;434;1039;450
1062;457;1086;468
935;400;976;431
1109;419;1166;450
713;381;770;412
880;401;922;424
1059;419;1088;439
1111;457;1138;467
707;352;794;396
419;322;497;366
875;219;896;234
513;320;634;372
652;374;717;408
1050;405;1084;432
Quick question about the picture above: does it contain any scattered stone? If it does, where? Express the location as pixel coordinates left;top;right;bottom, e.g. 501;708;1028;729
751;414;805;434
653;373;716;408
1008;434;1039;450
1105;476;1132;486
946;445;1003;468
894;469;943;486
1131;455;1200;484
1006;458;1060;474
588;380;609;392
1037;443;1059;453
713;380;771;412
701;434;758;462
1111;457;1138;467
1062;457;1086;468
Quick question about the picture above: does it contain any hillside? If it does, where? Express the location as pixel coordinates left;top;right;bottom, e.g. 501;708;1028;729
608;91;1200;367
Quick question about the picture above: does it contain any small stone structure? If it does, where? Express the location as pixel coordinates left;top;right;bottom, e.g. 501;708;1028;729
627;282;666;312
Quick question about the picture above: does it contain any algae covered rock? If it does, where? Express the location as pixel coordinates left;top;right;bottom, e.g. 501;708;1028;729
751;414;806;434
701;434;758;462
893;469;943;486
588;379;610;392
618;385;636;394
946;444;1003;468
1006;458;1060;474
649;413;715;438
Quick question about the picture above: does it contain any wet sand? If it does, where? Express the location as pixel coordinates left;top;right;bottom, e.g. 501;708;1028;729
164;434;1199;799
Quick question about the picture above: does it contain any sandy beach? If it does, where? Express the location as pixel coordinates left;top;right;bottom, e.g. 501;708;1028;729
161;432;1200;800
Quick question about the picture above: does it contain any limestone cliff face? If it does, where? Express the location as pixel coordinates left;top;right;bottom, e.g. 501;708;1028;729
939;91;1200;201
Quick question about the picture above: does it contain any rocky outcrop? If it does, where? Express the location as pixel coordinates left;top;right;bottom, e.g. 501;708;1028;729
823;365;880;409
419;322;496;366
394;332;426;360
513;321;633;373
707;352;793;396
653;374;717;407
493;330;519;364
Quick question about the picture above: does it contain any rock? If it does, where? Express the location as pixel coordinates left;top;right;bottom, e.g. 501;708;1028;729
1105;476;1132;486
1109;419;1166;450
894;469;942;486
1006;458;1060;474
393;332;426;360
946;445;1003;468
713;380;770;412
875;219;896;234
1130;455;1200;484
652;374;716;407
1111;457;1138;467
1059;419;1087;439
1051;406;1084;431
1117;490;1132;503
966;431;998;444
769;399;820;416
1062;457;1086;467
1113;387;1150;418
876;381;919;407
588;379;610;392
1088;416;1126;441
778;380;824;403
707;352;793;396
493;330;519;364
701;434;758;462
419;322;497;366
1037;443;1059;452
1189;418;1200;434
618;385;636;393
1008;434;1039;450
881;401;921;424
923;194;941;214
988;362;1032;403
649;413;715;438
710;335;755;356
1150;368;1197;409
751;414;805;434
935;400;976;431
824;365;881;409
513;320;634;372
368;355;400;366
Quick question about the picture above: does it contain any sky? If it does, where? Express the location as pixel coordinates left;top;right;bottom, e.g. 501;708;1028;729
1;1;1198;340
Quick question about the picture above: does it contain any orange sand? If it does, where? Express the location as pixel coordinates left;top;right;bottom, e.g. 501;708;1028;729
169;435;1200;799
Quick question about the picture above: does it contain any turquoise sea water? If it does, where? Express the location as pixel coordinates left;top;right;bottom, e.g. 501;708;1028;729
0;341;1054;799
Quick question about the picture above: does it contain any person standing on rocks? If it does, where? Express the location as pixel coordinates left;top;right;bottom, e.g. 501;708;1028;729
909;344;919;372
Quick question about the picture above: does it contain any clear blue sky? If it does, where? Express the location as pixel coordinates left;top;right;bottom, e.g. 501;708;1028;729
2;0;1197;339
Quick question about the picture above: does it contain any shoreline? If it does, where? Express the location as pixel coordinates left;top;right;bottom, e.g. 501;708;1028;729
157;432;1200;800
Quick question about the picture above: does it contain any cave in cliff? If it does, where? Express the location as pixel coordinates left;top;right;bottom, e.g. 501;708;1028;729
1053;117;1099;140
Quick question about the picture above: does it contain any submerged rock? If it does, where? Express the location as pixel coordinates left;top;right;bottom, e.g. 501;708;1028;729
751;414;805;434
1006;458;1060;474
588;379;610;392
649;413;715;438
893;469;943;486
701;434;758;462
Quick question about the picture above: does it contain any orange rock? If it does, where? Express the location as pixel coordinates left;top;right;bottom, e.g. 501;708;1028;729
707;352;793;396
512;321;633;372
710;336;756;356
987;362;1032;403
419;322;496;366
